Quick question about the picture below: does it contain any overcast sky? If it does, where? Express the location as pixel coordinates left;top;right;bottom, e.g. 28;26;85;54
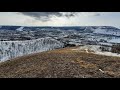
0;12;120;28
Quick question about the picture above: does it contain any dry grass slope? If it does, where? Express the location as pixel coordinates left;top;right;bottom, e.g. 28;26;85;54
0;47;120;78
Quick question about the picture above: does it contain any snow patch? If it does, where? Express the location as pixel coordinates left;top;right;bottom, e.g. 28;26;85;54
108;38;120;43
99;42;113;46
73;45;120;57
16;26;24;31
95;51;120;57
79;45;101;52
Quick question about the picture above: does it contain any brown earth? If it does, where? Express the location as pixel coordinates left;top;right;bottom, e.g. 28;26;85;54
0;47;120;78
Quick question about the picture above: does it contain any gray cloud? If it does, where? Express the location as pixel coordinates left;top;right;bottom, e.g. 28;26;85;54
60;12;77;17
18;12;101;22
19;12;77;21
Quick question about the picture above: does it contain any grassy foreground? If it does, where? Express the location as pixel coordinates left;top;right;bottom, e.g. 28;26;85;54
0;47;120;78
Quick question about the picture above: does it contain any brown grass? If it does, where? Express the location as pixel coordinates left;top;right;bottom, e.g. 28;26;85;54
0;47;120;78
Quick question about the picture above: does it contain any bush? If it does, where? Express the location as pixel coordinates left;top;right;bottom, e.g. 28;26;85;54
64;44;76;47
111;44;120;54
100;46;110;52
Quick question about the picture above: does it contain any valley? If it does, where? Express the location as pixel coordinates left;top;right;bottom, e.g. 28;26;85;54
0;26;120;61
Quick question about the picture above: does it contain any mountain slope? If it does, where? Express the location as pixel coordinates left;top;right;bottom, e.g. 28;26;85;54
93;26;120;36
0;38;64;62
0;47;120;78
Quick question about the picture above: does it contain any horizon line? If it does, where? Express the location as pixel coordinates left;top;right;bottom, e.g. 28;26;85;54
0;25;118;27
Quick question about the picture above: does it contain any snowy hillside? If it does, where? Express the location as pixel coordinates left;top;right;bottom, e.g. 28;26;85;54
93;26;120;36
0;38;64;62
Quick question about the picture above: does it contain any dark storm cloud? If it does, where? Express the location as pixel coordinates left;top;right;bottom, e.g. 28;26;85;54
20;12;61;18
19;12;77;21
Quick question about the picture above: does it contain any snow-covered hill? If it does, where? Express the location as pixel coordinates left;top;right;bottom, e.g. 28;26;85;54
93;26;120;36
0;37;64;62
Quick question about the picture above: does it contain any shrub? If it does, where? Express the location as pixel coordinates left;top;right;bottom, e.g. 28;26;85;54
111;44;120;54
100;46;110;52
64;44;76;47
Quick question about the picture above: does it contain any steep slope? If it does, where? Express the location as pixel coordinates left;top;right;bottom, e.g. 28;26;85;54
0;37;64;62
0;47;120;78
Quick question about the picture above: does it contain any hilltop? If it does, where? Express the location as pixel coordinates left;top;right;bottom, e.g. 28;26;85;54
0;47;120;78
